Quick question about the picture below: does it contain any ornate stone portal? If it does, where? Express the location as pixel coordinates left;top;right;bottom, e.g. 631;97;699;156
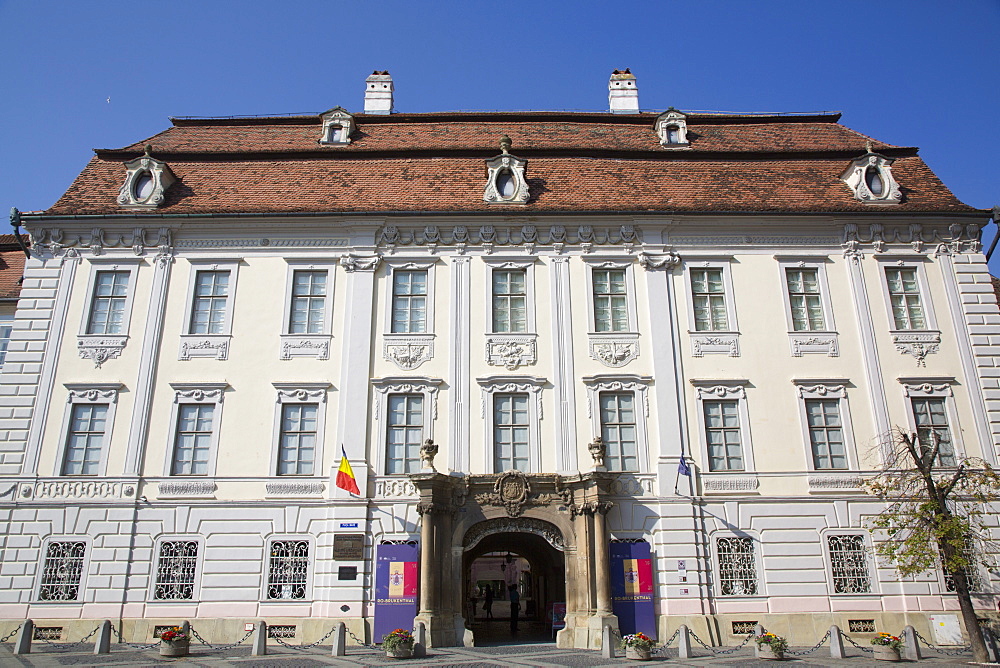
410;470;620;649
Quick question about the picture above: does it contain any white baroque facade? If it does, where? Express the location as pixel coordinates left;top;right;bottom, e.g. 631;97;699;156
0;71;998;649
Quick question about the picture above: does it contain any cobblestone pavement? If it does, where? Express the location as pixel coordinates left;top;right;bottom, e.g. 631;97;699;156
0;640;984;667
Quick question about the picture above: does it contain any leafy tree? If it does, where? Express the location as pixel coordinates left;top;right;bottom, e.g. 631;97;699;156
864;429;1000;663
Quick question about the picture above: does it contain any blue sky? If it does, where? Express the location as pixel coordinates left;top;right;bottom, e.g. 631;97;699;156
1;1;997;264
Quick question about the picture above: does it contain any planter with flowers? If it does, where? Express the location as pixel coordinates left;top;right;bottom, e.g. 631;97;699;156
619;632;655;661
871;632;902;661
382;628;415;659
755;632;787;660
158;627;189;657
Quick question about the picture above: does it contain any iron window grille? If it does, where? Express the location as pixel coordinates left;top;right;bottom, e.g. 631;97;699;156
154;540;199;600
943;544;987;593
827;534;871;593
717;536;757;595
731;621;757;635
38;541;86;601
848;620;876;633
267;540;309;600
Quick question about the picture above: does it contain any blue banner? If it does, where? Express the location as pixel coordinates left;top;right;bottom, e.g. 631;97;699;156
374;543;419;644
610;541;656;639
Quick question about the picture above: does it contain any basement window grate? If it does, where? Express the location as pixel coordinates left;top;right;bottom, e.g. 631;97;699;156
268;625;296;639
34;627;62;640
731;621;757;635
848;619;877;633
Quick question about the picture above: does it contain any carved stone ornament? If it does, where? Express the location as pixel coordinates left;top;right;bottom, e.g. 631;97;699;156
173;387;225;403
637;251;681;270
608;474;655;496
841;152;903;204
67;387;119;403
117;146;176;209
77;336;128;367
589;335;639;368
374;477;418;498
569;500;613;518
157;481;217;497
419;438;439;472
588;436;607;471
33;480;123;499
893;332;941;367
476;470;533;517
789;334;839;357
280;336;330;360
179;336;229;361
463;517;565;551
702;475;759;492
340;254;381;272
486;335;537;370
808;475;863;490
691;333;740;357
275;387;327;403
900;380;953;397
484;136;529;204
383;336;434;370
265;482;326;496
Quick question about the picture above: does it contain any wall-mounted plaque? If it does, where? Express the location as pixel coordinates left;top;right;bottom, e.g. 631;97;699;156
333;533;364;560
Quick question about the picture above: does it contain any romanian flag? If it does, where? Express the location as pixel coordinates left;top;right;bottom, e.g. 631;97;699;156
388;561;418;598
623;558;653;595
336;446;361;495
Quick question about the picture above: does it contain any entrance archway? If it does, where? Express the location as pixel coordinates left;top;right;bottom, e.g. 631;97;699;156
462;519;565;644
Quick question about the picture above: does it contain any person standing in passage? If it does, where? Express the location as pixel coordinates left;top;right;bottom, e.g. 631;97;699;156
483;585;494;619
508;584;520;635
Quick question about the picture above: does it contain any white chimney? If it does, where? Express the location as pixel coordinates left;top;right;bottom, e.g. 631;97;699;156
608;69;639;114
364;70;394;115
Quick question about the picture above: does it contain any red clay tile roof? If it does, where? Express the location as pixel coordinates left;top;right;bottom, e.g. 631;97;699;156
43;111;980;216
0;236;28;300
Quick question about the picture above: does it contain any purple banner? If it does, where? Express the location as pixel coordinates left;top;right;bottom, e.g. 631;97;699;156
610;540;656;639
374;542;419;644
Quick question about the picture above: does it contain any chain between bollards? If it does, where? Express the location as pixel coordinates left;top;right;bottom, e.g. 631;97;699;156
345;627;377;649
651;627;681;656
188;626;254;651
785;629;831;656
688;629;754;654
841;632;875;654
110;624;160;650
34;625;102;650
912;628;973;656
0;624;22;644
271;625;338;650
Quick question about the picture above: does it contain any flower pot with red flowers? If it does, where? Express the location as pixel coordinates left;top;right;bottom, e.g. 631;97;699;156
871;632;902;661
382;628;415;659
158;627;189;657
620;632;655;661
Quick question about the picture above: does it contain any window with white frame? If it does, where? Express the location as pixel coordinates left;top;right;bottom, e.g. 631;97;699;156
386;394;424;474
494;393;530;471
0;322;11;368
278;404;317;475
911;397;957;466
582;375;651;472
166;383;226;476
373;377;440;475
190;270;230;334
592;268;629;332
271;383;329;477
171;404;214;475
806;399;847;469
86;270;130;334
63;403;108;475
694;381;753;473
58;384;120;477
391;269;427;333
288;270;327;334
478;376;544;473
691;268;729;331
153;540;199;600
599;392;638;471
716;536;758;595
827;534;871;593
267;539;310;600
785;267;826;331
37;541;86;601
884;267;927;330
492;268;527;333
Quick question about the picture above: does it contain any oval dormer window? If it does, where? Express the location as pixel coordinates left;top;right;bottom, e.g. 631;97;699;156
329;125;343;142
865;166;884;196
666;126;681;144
496;170;516;199
134;173;154;201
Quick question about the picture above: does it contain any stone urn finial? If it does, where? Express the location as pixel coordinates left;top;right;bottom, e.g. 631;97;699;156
588;436;607;472
420;438;439;472
499;134;512;154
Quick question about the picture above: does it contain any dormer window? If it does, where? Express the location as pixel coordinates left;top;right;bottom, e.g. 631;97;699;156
484;135;529;204
841;151;902;204
319;107;355;145
117;146;175;210
655;108;690;148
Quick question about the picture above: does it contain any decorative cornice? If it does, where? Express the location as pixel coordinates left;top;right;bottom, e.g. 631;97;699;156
157;480;217;497
377;224;644;249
